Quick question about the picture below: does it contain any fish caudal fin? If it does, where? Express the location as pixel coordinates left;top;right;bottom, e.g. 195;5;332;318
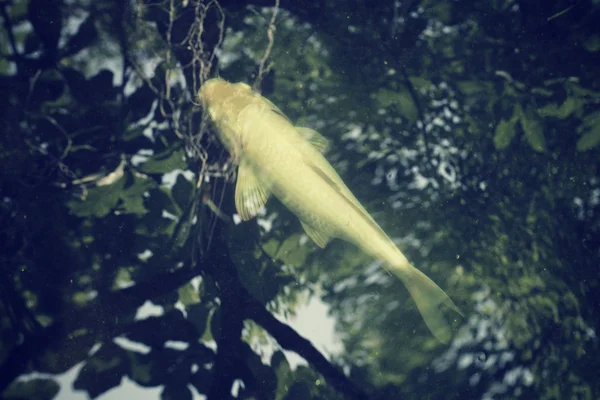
392;263;461;343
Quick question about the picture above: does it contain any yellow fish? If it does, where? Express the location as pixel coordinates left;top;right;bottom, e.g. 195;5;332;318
199;78;461;342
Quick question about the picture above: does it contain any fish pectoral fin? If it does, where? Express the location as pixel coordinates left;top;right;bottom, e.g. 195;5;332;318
234;160;270;221
296;127;329;153
300;220;331;249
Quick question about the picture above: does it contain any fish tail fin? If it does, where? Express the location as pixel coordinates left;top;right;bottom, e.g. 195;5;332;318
390;262;461;343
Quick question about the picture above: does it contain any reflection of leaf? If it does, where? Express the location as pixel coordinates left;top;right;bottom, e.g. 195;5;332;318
520;107;546;152
583;34;600;52
263;233;310;268
284;381;313;400
272;351;292;400
28;0;62;56
88;70;117;104
125;351;160;387
576;111;600;151
64;16;97;57
493;118;518;150
74;343;127;398
136;187;179;238
187;303;211;335
537;97;579;119
229;223;295;304
374;88;418;122
576;128;600;151
138;148;187;174
172;173;193;212
3;378;60;400
209;306;221;341
68;175;125;217
190;362;213;394
128;81;157;122
457;80;488;94
178;282;200;306
408;76;432;90
34;331;97;374
127;312;198;347
118;171;155;215
61;67;89;103
243;342;278;399
162;384;193;400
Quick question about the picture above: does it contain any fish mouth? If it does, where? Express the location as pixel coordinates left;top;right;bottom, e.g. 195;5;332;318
198;77;226;105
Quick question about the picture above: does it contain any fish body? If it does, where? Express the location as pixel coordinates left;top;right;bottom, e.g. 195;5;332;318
199;78;460;342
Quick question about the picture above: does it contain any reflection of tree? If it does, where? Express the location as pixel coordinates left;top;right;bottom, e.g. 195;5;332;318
1;0;600;399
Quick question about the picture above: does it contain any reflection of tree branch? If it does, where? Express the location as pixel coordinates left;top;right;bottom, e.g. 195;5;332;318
206;225;371;400
205;231;246;400
253;0;280;92
0;265;201;393
246;298;370;400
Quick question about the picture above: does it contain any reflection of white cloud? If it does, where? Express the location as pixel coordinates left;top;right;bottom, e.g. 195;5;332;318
162;169;195;189
114;337;151;354
134;300;164;320
275;289;344;369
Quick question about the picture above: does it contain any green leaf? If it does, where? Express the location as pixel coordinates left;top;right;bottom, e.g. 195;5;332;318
3;379;60;400
374;88;418;122
577;110;600;132
162;384;192;400
28;0;62;56
73;343;127;398
178;282;200;306
136;187;179;238
138;148;187;174
118;171;155;215
284;381;313;400
68;176;125;217
538;97;579;119
264;233;310;268
408;76;432;90
456;81;478;94
64;16;97;57
187;303;211;335
520;107;546;152
229;224;295;304
583;34;600;52
243;343;278;399
493;118;518;150
171;173;194;212
576;111;600;151
272;351;292;400
209;306;222;341
576;126;600;151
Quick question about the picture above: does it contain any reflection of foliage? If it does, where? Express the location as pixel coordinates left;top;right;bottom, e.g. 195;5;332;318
1;1;600;400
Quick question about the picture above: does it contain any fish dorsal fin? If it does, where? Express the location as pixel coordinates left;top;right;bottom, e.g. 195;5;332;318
304;159;388;241
235;160;270;221
296;127;329;154
300;220;331;248
261;97;292;122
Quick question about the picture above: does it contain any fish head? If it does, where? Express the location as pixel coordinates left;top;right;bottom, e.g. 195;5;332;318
198;78;255;158
198;78;253;110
